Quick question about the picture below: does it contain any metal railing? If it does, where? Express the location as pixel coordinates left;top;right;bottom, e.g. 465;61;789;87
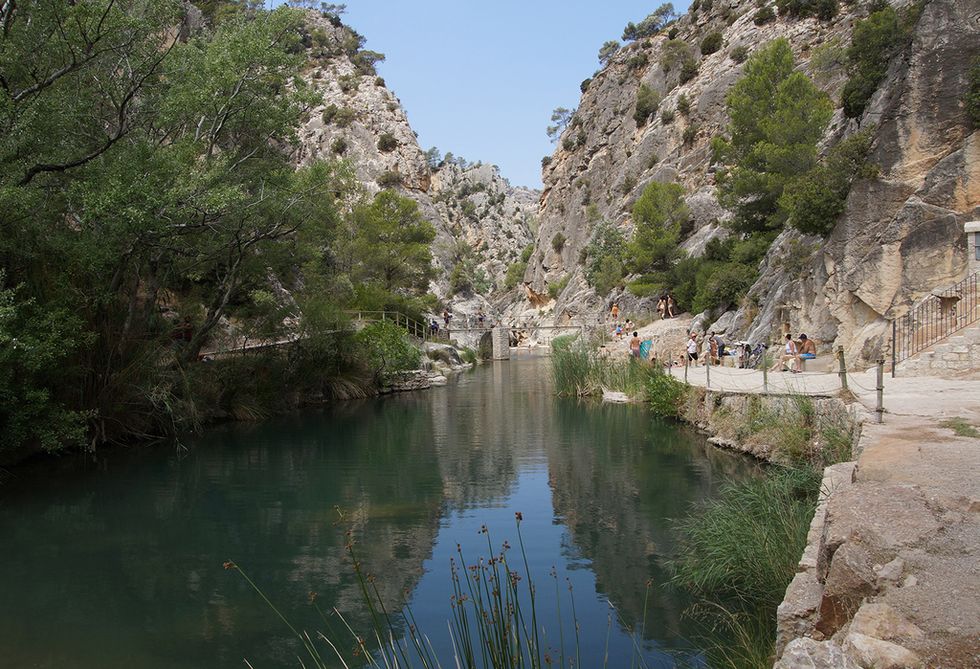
343;310;449;343
890;272;979;376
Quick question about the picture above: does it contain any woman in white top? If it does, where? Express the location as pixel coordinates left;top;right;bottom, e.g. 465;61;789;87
770;333;798;372
686;333;699;362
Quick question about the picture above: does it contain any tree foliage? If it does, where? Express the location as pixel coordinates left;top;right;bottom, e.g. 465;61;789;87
626;182;689;289
0;2;435;454
841;4;918;119
634;84;661;126
546;107;575;142
346;191;436;293
713;39;832;233
584;220;627;296
622;4;678;41
598;40;621;66
779;129;877;236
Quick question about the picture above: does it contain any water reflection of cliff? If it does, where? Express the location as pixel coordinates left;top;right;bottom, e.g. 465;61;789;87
427;363;550;509
546;399;758;643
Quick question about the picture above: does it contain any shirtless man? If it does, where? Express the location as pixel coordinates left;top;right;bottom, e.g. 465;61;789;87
629;331;642;358
794;333;816;372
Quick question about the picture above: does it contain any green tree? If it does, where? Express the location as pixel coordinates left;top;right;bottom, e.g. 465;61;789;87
598;40;621;66
622;4;677;41
700;31;723;55
0;3;357;450
634;83;661;126
713;39;832;233
779;129;877;236
626;182;689;288
546;107;575;142
841;5;916;119
584;220;627;295
347;190;436;293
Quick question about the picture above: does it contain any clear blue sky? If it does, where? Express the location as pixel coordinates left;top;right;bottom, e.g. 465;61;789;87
286;1;691;188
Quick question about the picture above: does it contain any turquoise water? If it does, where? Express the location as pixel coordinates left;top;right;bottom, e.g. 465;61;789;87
0;358;755;668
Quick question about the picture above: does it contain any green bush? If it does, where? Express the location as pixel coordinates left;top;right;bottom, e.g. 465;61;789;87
626;52;649;72
321;104;356;127
970;57;980;128
682;123;699;145
780;129;876;236
634;83;661;126
520;244;535;262
338;73;359;93
547;275;570;299
776;0;837;20
377;132;398;152
541;155;552;168
692;262;757;313
551;232;566;253
753;6;775;24
677;93;691;115
376;170;403;188
562;135;575;151
354;321;420;379
645;371;688;418
842;4;918;119
580;77;592;93
730;44;749;63
330;137;347;154
700;31;723;56
679;57;699;83
661;108;676;124
661;38;693;73
504;261;527;289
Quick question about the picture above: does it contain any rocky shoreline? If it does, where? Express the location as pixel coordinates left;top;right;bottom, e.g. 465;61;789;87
676;379;980;668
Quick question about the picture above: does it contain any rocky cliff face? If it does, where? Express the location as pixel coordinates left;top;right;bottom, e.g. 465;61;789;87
429;162;538;293
514;0;979;366
294;12;539;313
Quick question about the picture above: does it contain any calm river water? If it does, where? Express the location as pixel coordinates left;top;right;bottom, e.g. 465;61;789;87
0;358;756;668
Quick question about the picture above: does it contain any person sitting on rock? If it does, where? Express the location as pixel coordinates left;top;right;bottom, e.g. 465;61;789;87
771;333;798;372
794;333;816;372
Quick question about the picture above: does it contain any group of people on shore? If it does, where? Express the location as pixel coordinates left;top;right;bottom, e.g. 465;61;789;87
685;330;730;366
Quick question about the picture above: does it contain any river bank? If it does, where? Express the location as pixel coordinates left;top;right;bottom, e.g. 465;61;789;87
665;362;980;668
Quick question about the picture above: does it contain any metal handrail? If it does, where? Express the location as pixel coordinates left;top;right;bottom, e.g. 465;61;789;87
342;310;449;343
890;271;978;376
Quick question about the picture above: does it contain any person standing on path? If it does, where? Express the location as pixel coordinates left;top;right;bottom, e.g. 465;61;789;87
610;302;620;322
629;331;642;358
686;332;699;363
443;309;451;328
667;294;677;318
657;295;667;320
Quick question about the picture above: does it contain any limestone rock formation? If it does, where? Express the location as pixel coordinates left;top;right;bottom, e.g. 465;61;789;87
513;0;978;367
293;11;539;315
